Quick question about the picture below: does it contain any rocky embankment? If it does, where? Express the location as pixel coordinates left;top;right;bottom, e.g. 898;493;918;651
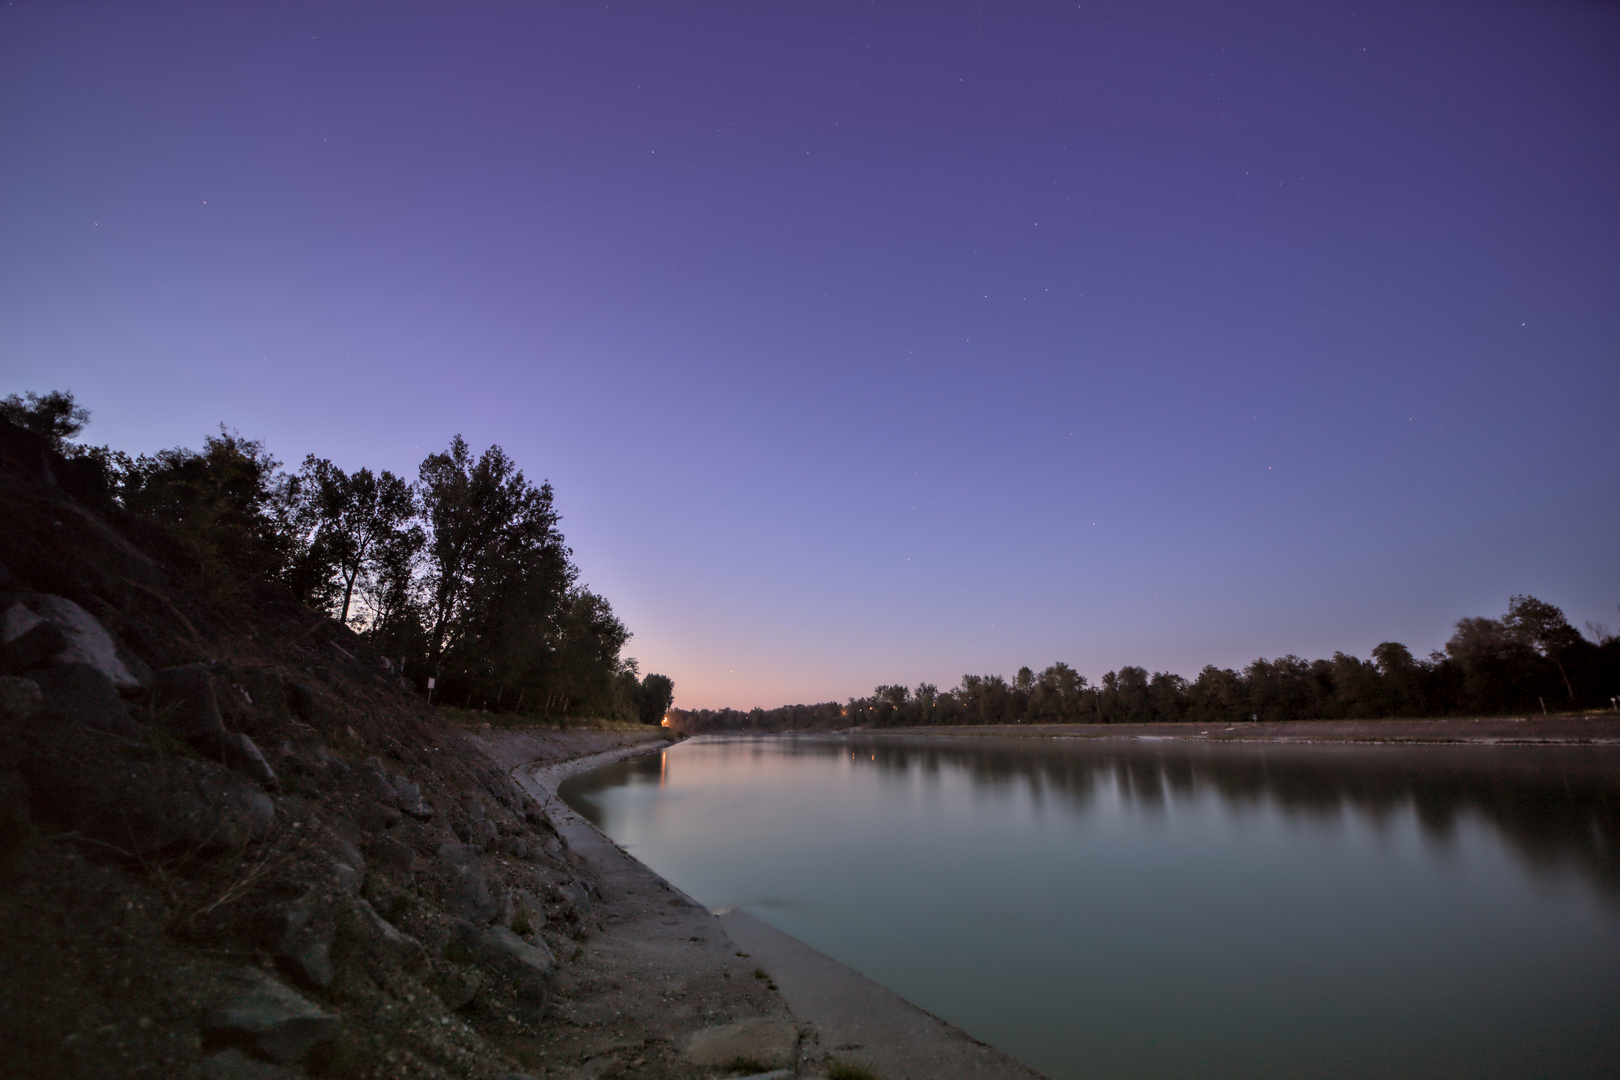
0;435;820;1080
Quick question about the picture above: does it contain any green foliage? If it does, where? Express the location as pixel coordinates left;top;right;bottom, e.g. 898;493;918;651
827;1061;883;1080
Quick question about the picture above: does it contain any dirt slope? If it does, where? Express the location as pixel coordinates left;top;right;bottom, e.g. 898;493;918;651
0;429;806;1080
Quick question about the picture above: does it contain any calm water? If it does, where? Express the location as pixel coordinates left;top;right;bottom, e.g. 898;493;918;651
560;735;1620;1079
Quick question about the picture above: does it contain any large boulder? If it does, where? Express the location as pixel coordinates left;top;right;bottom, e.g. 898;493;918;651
280;887;427;990
8;595;150;690
0;604;67;673
202;970;341;1064
19;724;275;856
151;662;226;740
206;730;280;790
449;920;554;1015
357;757;401;807
390;774;433;820
33;662;142;734
280;890;337;989
438;842;497;922
284;681;324;724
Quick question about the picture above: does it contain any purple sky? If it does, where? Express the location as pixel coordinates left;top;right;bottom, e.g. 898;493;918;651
4;1;1617;710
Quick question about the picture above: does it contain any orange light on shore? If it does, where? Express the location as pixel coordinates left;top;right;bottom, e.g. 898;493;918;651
661;715;672;727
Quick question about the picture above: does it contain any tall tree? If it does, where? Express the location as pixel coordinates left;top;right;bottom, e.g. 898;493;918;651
636;673;675;725
1501;594;1581;701
297;457;419;625
417;435;569;662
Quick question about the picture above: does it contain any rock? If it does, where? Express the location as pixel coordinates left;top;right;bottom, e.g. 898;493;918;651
202;970;341;1064
439;842;497;922
243;787;276;838
560;877;592;917
333;837;365;877
0;675;43;722
450;920;554;1011
280;890;336;988
205;731;280;789
343;895;425;960
201;1048;303;1080
234;668;292;732
358;757;400;807
21;728;275;855
191;729;279;783
152;662;226;739
330;862;361;894
683;1018;798;1070
2;605;55;649
366;834;416;877
26;594;149;689
505;888;544;934
360;877;408;923
311;745;350;778
0;604;67;672
429;963;482;1011
285;681;321;722
34;662;143;734
391;774;432;820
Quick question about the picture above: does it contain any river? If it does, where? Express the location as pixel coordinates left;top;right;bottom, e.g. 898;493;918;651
559;733;1620;1079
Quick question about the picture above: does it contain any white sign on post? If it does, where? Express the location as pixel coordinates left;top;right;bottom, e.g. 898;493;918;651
427;678;436;689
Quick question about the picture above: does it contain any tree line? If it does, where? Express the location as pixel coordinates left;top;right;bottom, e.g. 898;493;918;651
2;390;674;724
668;595;1620;734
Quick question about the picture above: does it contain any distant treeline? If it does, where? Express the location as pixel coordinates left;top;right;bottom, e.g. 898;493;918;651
2;390;673;724
669;597;1620;734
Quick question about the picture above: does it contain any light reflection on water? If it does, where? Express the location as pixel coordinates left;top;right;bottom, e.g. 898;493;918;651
560;735;1620;1079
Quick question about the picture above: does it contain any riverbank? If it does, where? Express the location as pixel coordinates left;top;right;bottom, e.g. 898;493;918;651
847;714;1620;744
476;727;1047;1080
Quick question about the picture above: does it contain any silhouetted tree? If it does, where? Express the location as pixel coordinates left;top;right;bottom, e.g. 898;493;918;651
295;457;419;625
1502;594;1582;701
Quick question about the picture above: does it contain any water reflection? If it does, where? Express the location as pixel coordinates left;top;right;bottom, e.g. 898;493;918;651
562;735;1620;1080
571;735;1620;897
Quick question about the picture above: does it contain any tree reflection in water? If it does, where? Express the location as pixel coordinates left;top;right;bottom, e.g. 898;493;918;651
742;735;1620;898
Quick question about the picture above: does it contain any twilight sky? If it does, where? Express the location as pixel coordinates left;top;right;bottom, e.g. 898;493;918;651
3;1;1617;710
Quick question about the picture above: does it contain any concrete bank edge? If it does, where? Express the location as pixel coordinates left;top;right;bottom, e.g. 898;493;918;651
492;732;1049;1080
